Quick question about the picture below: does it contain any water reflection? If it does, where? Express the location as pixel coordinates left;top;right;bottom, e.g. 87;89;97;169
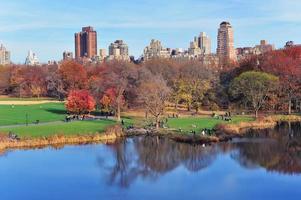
98;136;218;188
231;122;301;175
99;122;301;187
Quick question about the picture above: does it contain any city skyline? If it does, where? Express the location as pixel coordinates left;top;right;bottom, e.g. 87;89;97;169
1;0;301;63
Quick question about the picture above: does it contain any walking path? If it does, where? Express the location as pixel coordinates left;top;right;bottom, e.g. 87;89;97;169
0;116;115;129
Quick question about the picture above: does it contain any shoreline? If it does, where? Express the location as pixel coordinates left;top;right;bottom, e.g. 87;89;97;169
0;125;142;152
1;115;301;152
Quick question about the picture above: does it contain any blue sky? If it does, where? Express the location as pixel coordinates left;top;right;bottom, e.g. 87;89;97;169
1;0;301;63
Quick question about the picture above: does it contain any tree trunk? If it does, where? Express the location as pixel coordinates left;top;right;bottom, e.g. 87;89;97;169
255;109;258;118
288;99;292;115
155;116;159;130
117;100;121;122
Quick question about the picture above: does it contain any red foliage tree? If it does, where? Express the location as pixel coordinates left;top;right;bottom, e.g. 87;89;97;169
66;90;95;115
260;47;301;114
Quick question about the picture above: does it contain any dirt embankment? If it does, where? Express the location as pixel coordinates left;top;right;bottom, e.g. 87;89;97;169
216;115;301;135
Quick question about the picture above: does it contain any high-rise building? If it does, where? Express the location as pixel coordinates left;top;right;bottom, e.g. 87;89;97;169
25;50;39;66
217;21;236;63
198;32;211;55
108;40;129;61
63;51;73;61
0;44;11;65
143;39;171;61
99;49;107;60
188;41;203;56
75;26;97;59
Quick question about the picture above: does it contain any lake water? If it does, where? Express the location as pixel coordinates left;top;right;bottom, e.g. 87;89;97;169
0;122;301;200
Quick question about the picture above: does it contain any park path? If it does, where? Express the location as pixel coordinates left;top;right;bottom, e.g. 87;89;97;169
0;121;65;129
0;116;116;129
0;100;62;105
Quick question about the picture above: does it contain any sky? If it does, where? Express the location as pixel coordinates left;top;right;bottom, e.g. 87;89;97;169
1;0;301;63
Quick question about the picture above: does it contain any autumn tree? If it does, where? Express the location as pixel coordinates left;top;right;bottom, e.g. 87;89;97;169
102;61;138;121
0;66;12;94
260;47;301;114
59;61;88;96
173;61;215;112
138;75;171;129
230;71;279;118
10;66;47;98
66;90;95;115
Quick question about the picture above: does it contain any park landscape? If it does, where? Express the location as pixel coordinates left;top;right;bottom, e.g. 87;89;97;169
0;50;301;150
2;1;301;200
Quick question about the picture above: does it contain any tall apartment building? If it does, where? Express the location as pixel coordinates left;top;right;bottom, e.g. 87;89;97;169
217;21;236;63
188;32;211;57
108;40;129;61
75;26;97;59
99;49;107;61
0;44;11;65
63;51;73;61
143;39;171;61
198;32;211;54
25;50;39;66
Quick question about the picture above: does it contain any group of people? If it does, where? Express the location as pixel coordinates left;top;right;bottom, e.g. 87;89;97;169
212;112;232;121
65;115;86;122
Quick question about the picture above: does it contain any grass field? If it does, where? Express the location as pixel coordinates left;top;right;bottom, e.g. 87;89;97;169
167;116;255;133
0;103;66;126
0;99;254;137
0;120;116;138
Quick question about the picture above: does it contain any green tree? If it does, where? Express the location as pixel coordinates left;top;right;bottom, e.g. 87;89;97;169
230;71;279;118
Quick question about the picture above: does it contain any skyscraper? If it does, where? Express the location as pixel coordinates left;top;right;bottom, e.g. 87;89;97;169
0;44;11;65
75;26;97;59
25;50;39;66
198;32;211;55
217;22;236;63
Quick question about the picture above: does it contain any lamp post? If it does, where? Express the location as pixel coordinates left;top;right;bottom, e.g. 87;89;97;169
26;113;28;126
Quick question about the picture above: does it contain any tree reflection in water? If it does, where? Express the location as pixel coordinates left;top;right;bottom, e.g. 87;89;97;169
98;136;218;188
98;122;301;188
230;122;301;175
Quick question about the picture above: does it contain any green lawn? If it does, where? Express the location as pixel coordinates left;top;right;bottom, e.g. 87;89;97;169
167;116;255;133
0;103;66;126
0;120;116;138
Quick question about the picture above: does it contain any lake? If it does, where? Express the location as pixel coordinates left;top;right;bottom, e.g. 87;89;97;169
0;122;301;200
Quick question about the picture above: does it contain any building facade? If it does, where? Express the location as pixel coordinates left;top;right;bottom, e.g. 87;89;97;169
99;49;107;61
217;21;237;64
198;32;211;55
0;44;11;65
108;40;129;61
25;50;39;66
236;40;275;61
63;51;73;61
75;26;97;59
143;39;171;61
254;40;275;55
